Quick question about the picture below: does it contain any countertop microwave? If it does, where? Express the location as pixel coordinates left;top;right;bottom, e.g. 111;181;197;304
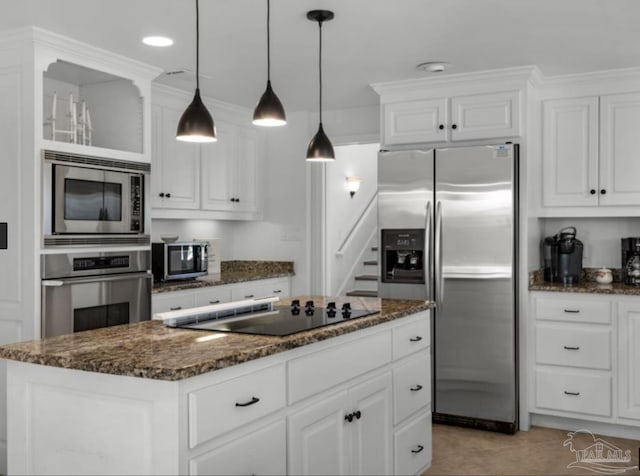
42;150;150;247
152;242;208;282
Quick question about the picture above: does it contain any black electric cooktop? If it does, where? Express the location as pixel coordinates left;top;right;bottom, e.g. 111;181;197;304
175;299;379;336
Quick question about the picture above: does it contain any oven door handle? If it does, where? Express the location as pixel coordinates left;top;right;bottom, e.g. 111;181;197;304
42;272;151;286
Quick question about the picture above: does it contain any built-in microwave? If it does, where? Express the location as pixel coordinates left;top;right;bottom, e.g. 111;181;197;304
43;150;150;246
152;242;208;282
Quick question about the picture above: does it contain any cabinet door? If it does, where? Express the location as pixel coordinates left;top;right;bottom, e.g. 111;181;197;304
541;97;599;207
450;90;520;141
200;122;238;212
151;104;200;209
382;98;447;145
599;92;640;206
617;302;640;421
189;420;286;476
288;391;350;476
234;127;259;214
349;373;393;476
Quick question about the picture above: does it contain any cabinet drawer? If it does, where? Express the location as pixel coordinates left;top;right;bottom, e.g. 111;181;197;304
189;420;286;475
194;287;232;307
260;279;290;299
534;296;611;324
535;368;611;417
151;292;195;315
394;411;432;476
288;330;392;403
188;363;286;448
393;350;431;425
230;284;263;301
536;324;611;370
392;313;430;360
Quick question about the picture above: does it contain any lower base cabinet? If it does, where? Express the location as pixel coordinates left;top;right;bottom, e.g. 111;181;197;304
394;411;432;476
288;373;392;476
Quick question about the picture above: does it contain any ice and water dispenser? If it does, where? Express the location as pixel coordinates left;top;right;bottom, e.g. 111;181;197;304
380;229;425;284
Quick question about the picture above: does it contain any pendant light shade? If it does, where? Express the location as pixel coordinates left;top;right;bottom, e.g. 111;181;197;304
306;9;335;162
253;0;286;126
177;0;216;142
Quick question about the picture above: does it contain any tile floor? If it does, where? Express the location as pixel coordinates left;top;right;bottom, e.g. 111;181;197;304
425;424;640;475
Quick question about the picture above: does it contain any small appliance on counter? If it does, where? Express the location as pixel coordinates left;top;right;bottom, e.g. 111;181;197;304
543;226;584;284
621;237;640;285
152;241;208;282
193;237;221;276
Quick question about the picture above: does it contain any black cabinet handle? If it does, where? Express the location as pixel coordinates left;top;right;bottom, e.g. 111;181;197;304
354;410;361;420
235;396;260;407
165;193;171;198
345;412;354;423
564;391;580;396
563;345;580;350
159;192;165;197
244;294;255;298
410;384;423;392
209;300;220;304
273;290;282;293
451;124;458;130
563;309;580;313
411;445;425;454
170;306;182;311
236;198;240;203
438;124;444;130
409;336;423;342
600;189;606;195
590;189;596;195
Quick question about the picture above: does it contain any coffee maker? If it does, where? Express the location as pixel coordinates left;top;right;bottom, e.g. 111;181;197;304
621;237;640;285
543;226;584;284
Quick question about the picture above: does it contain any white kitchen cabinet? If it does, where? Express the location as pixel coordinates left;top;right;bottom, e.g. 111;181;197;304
288;373;392;476
381;90;521;146
151;103;200;210
541;92;640;209
151;84;263;220
617;301;640;421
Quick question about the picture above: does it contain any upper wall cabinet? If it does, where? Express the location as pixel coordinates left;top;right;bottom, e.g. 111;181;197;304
151;85;263;221
381;90;521;146
542;92;640;210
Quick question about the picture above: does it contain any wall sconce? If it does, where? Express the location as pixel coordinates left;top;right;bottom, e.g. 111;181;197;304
346;176;362;198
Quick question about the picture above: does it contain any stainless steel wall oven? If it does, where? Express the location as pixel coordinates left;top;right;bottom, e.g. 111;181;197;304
41;250;151;337
42;150;151;247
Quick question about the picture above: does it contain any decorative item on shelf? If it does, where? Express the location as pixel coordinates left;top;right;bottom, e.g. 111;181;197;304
346;176;361;198
253;0;286;127
45;92;93;145
176;0;217;143
306;9;335;162
160;235;179;243
594;267;613;284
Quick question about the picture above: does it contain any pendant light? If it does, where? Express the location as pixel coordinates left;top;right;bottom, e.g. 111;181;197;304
306;10;335;162
253;0;286;126
176;0;216;142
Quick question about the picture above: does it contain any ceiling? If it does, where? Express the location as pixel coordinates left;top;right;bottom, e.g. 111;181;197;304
2;0;640;112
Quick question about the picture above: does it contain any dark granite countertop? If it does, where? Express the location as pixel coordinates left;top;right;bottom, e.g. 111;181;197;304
529;268;640;295
0;297;434;382
153;260;294;294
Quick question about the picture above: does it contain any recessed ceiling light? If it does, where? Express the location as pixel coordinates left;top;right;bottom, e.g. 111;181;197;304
142;36;174;47
416;62;450;73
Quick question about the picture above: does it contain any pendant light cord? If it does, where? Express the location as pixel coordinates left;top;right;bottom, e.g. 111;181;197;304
318;20;323;123
267;0;271;81
196;0;200;90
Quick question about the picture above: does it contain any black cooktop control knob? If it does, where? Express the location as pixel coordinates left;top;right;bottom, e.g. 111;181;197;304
327;301;337;318
291;299;301;315
305;300;315;316
341;302;352;319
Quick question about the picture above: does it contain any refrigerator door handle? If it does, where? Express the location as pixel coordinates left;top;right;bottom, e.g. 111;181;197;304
435;200;444;307
425;201;432;301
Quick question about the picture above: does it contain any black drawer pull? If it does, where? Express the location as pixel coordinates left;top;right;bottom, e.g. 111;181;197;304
563;309;580;313
170;306;182;311
563;345;580;350
410;384;423;392
411;445;425;454
235;396;260;407
209;300;220;304
273;289;282;293
244;294;255;298
409;336;423;342
564;391;580;396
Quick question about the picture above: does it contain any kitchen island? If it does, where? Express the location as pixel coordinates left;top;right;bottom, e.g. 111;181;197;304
0;297;433;476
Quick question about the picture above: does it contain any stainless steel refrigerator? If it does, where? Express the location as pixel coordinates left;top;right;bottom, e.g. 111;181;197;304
378;144;518;433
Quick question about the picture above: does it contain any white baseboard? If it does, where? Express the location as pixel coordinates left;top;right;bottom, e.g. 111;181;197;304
531;413;640;440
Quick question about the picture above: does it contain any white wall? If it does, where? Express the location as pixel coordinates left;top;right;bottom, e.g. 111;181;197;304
151;219;236;260
541;217;640;268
